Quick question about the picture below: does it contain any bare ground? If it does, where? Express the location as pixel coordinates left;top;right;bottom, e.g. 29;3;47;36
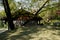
0;25;60;40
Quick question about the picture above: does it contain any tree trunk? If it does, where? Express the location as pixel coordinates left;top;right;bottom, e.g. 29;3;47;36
35;0;49;16
2;0;15;30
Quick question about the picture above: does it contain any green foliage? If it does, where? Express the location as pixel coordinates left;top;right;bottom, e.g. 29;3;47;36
0;11;6;18
31;0;38;3
8;0;17;13
38;0;60;24
0;21;8;28
0;0;60;26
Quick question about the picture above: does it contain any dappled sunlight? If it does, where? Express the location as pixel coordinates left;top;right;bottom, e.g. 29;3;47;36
0;25;60;40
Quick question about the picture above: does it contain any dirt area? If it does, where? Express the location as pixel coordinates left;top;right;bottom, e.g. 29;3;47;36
0;25;60;40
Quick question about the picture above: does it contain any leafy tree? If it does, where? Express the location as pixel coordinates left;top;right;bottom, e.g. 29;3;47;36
39;0;60;24
0;11;6;18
